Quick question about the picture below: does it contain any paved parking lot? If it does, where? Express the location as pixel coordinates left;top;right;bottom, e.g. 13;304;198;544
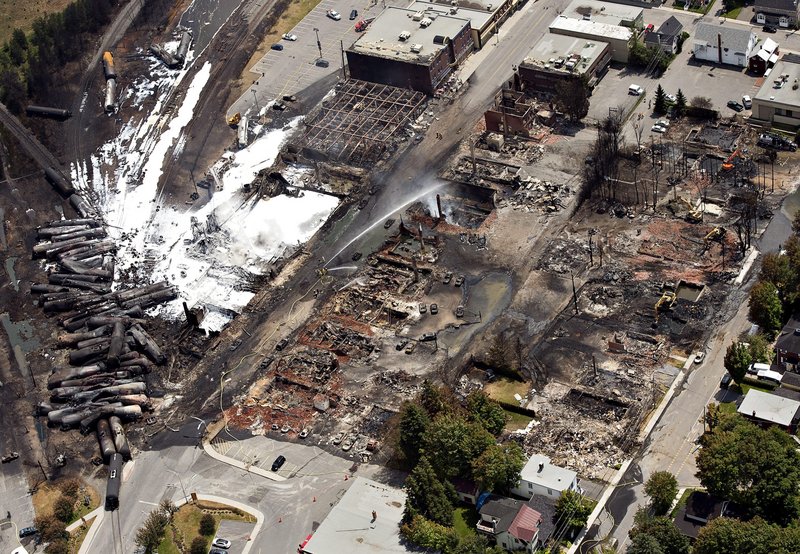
227;0;390;117
215;519;256;554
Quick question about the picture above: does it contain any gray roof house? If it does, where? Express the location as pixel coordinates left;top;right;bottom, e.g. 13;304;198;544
738;388;800;431
755;0;800;27
693;23;758;67
644;16;684;55
510;453;580;500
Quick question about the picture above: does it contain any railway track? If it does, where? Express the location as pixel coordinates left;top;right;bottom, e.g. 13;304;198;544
0;102;66;177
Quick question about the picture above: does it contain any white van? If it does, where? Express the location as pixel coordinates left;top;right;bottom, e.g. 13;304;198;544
747;362;770;375
629;84;644;96
757;369;783;384
742;95;752;109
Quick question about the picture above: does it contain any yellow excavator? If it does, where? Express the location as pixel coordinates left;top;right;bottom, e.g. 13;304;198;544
227;112;241;127
704;227;726;248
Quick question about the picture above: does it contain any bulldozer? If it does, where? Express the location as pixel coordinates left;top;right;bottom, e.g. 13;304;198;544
227;112;241;127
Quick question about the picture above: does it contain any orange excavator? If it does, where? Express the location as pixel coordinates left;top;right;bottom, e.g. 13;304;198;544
721;149;740;171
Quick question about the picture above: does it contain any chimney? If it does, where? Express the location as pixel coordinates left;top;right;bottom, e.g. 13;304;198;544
538;463;544;472
717;33;722;65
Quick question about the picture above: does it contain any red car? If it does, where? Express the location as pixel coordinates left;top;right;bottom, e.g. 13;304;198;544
645;23;654;32
298;534;313;553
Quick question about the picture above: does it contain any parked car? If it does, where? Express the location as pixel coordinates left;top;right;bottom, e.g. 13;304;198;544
272;101;287;111
443;272;453;284
419;332;436;342
299;428;309;438
419;303;427;314
720;373;732;389
282;33;298;41
727;100;744;112
742;95;752;109
384;218;395;229
430;303;438;315
395;338;408;351
2;451;19;463
19;527;37;538
282;94;297;102
455;305;464;318
350;9;358;20
628;84;644;96
342;440;353;451
405;341;416;354
271;455;286;472
315;58;330;67
645;23;654;32
656;119;670;128
665;93;677;104
332;432;345;445
651;124;666;133
454;275;464;287
281;424;291;433
212;537;232;549
210;550;227;554
271;43;284;51
352;251;362;261
275;338;289;351
763;24;777;33
694;351;705;364
326;9;341;20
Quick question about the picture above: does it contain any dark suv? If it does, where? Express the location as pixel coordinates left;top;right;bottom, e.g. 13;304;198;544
272;455;286;471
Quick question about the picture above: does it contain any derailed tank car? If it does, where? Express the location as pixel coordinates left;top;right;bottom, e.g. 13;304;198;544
26;106;72;120
105;453;123;510
104;79;117;113
44;167;75;197
102;51;116;80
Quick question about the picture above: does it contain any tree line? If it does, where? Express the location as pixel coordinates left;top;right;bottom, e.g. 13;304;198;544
0;0;119;113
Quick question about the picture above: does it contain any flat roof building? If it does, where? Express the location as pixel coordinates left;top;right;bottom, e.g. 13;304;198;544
346;6;474;94
549;15;633;62
561;0;644;28
299;477;407;554
510;453;580;500
407;0;522;49
751;57;800;129
738;388;800;430
519;33;611;94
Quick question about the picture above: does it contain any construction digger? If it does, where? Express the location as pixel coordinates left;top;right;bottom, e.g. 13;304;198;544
721;149;740;171
227;112;241;127
678;196;703;223
654;285;677;323
703;226;726;248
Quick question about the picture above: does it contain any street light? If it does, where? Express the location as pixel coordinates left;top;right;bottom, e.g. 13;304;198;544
314;27;323;60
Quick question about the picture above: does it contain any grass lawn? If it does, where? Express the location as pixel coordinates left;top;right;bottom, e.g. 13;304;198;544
722;5;743;17
505;410;534;432
719;401;737;415
484;377;530;405
453;506;480;538
731;381;776;395
32;479;100;526
670;489;695;518
0;0;72;45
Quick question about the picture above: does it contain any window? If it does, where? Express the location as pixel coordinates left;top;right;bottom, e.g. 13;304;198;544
547;488;553;495
528;483;533;489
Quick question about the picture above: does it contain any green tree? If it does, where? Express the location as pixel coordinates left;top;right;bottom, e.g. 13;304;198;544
674;89;687;117
8;29;27;66
134;509;170;552
644;471;678;515
404;457;455;525
189;536;208;554
424;413;494;480
654;84;667;115
760;252;795;293
793;209;800;236
398;402;430;465
199;513;215;536
696;415;800;524
748;333;773;364
723;341;751;384
554;490;595;536
44;538;69;554
694;517;781;554
749;280;783;334
628;533;665;554
400;515;455;551
555;76;590;122
629;512;689;554
53;495;74;523
466;391;508;435
420;380;450;417
471;442;525;493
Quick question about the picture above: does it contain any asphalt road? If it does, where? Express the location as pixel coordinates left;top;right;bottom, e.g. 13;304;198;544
603;204;790;551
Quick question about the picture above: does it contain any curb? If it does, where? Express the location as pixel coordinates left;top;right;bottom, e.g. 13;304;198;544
76;509;105;554
174;494;265;554
202;419;286;482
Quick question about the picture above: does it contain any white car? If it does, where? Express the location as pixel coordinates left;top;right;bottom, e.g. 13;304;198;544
629;84;644;96
665;93;677;103
282;33;297;41
327;9;341;20
694;351;705;364
742;94;752;109
651;124;666;133
656;119;670;128
212;537;232;549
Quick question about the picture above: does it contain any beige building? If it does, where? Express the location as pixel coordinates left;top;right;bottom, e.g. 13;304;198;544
751;56;800;129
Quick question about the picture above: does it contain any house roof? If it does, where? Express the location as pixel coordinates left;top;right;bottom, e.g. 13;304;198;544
527;495;558;544
657;16;683;38
549;15;633;41
452;478;478;496
773;386;800;401
738;388;800;427
561;0;643;26
519;454;577;492
693;23;755;53
754;58;800;105
480;496;525;533
673;491;726;539
508;505;542;543
775;317;800;355
300;477;408;554
780;371;800;388
762;37;779;54
755;0;798;12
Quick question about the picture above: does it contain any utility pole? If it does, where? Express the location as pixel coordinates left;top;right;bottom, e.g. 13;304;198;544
570;271;578;315
314;28;323;60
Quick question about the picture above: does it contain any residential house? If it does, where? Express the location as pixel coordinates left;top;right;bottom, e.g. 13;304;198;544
510;454;580;500
755;0;800;28
673;491;729;541
780;370;800;392
476;496;545;552
737;388;800;432
692;23;758;67
452;478;480;505
775;316;800;367
644;16;684;55
749;37;780;75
